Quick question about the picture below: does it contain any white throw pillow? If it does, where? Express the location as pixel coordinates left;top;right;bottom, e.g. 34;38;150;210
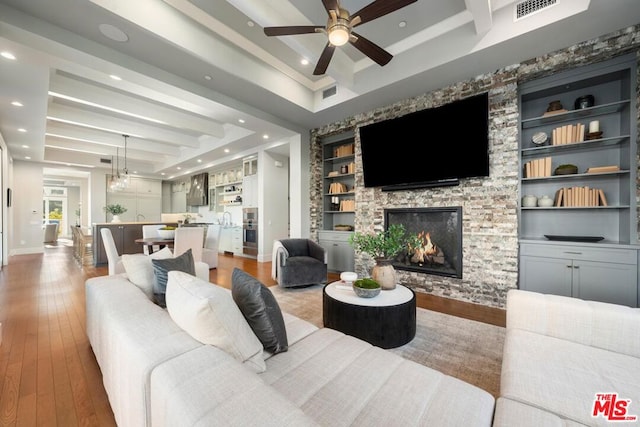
121;247;173;300
165;270;266;373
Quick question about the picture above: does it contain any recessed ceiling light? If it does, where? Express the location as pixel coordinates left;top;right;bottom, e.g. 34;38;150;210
21;145;29;148
18;128;26;133
161;172;166;176
177;167;182;170
1;51;16;60
109;74;122;81
399;21;407;28
99;23;129;42
238;118;245;123
301;58;309;65
25;156;31;160
11;101;23;107
224;148;230;153
204;75;212;80
247;21;255;27
263;134;269;139
197;159;202;163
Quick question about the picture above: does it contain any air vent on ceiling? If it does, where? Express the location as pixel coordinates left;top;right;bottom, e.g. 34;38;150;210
322;86;337;99
100;158;112;164
514;0;557;20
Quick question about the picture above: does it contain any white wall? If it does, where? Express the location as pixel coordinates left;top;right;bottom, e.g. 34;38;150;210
0;132;11;266
260;150;289;262
90;170;108;224
287;133;310;238
11;161;43;255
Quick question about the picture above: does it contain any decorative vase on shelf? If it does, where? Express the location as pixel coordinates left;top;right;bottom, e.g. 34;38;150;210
371;258;396;290
111;215;121;223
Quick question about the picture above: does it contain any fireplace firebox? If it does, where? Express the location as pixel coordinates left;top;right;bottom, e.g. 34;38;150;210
385;207;462;279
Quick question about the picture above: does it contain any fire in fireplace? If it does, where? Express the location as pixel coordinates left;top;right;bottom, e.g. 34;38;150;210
384;207;462;279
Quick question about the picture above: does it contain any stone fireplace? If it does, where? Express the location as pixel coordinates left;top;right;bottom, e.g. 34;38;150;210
385;207;463;279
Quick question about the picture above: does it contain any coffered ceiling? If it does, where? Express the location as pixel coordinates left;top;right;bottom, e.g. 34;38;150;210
0;0;639;183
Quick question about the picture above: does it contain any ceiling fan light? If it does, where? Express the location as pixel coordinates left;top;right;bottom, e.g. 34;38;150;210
328;25;350;46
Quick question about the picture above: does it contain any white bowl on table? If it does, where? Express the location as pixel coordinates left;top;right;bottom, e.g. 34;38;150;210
340;271;357;285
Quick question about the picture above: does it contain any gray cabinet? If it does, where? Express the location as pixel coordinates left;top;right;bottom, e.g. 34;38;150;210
93;223;144;265
518;54;637;243
517;54;639;307
318;230;354;273
322;132;355;231
519;241;638;307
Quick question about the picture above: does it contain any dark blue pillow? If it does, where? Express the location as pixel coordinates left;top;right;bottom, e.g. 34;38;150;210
152;248;195;308
231;268;288;354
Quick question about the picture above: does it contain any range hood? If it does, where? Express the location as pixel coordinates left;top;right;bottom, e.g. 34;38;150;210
186;173;208;206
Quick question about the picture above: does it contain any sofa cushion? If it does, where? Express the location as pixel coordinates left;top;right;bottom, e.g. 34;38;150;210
121;247;173;300
231;268;288;354
150;346;318;427
500;328;640;426
152;248;195;307
165;271;266;373
262;327;495;426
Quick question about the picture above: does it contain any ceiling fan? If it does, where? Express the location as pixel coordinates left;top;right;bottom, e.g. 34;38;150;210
263;0;417;75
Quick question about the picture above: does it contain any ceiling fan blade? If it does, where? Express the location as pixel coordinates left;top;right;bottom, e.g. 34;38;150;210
350;0;417;27
350;32;393;66
264;26;324;36
322;0;340;15
313;43;336;75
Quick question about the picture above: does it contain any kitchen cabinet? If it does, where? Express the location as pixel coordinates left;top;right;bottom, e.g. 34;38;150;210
318;230;355;273
242;174;258;208
211;164;243;213
519;241;638;307
93;223;144;265
219;226;242;255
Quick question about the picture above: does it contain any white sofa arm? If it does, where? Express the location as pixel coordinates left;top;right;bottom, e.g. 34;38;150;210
506;289;640;357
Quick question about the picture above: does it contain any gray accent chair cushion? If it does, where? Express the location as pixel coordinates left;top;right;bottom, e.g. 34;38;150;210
231;268;288;354
276;238;328;288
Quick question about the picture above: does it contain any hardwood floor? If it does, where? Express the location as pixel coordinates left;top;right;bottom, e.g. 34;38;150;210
0;242;505;426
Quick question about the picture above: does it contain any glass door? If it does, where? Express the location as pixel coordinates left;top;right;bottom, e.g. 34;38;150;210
43;187;68;239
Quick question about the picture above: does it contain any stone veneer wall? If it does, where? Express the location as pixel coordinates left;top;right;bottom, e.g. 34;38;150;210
310;24;640;309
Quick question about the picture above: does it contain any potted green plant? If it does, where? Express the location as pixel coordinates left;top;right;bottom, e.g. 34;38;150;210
103;204;127;223
348;224;420;290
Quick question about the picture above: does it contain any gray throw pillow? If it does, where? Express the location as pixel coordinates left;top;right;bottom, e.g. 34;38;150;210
152;248;196;308
231;268;288;354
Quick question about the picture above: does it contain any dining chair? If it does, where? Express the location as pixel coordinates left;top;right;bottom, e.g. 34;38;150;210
202;224;221;269
173;227;204;263
142;224;165;255
101;227;125;275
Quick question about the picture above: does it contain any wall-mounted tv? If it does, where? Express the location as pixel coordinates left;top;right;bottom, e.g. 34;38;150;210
359;92;489;191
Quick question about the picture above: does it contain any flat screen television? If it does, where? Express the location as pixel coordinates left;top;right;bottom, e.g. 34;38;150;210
359;92;489;190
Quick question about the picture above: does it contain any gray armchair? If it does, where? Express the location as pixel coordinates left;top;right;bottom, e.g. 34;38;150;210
273;238;328;288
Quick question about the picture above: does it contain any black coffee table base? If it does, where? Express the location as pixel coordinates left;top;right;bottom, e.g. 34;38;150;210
323;286;416;349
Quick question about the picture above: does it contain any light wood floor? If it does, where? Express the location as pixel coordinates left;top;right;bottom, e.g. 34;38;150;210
0;241;505;426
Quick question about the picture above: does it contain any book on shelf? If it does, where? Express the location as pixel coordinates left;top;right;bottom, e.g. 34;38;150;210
552;123;585;145
552;186;608;207
586;165;620;173
524;156;552;178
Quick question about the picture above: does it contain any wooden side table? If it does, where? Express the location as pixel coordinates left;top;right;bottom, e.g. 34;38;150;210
322;281;416;349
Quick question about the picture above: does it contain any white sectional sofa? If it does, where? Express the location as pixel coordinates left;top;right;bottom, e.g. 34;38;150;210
493;289;640;427
85;271;496;426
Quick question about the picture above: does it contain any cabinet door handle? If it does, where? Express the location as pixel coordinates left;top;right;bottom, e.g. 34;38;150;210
333;243;338;246
566;265;573;268
573;265;579;269
563;251;582;255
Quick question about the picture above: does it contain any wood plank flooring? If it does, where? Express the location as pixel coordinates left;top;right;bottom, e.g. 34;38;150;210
0;241;505;426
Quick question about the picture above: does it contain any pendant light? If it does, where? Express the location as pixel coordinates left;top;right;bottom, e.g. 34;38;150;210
120;134;130;189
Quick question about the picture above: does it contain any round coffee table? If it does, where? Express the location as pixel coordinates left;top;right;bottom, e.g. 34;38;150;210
322;281;416;349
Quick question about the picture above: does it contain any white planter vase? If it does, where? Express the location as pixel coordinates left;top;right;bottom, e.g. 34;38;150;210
111;215;121;223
